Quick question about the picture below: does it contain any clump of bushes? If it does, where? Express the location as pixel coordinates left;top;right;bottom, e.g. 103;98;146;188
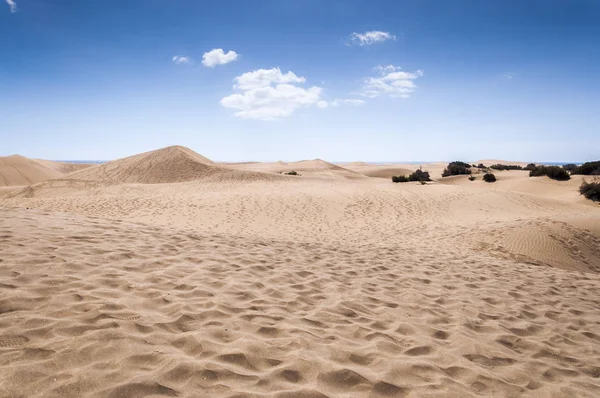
284;170;300;176
392;168;431;183
442;161;472;177
476;163;486;169
571;161;600;175
408;169;431;182
524;163;537;171
579;178;600;201
483;173;497;183
468;175;476;181
562;163;578;172
392;175;409;183
490;164;523;171
528;165;570;181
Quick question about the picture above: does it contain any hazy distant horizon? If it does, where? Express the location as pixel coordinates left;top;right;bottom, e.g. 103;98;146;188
54;159;587;167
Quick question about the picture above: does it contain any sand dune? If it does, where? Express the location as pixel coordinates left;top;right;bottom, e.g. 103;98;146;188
7;146;283;198
0;155;92;187
1;147;599;397
226;158;364;180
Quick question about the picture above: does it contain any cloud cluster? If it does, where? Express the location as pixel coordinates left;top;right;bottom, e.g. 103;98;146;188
6;0;17;13
348;31;395;46
362;65;423;98
202;49;239;67
220;68;322;120
172;56;192;65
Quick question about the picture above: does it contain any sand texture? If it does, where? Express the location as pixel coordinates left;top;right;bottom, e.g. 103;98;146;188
1;146;600;397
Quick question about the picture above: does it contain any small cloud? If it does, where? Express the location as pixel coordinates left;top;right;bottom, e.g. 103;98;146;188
220;67;322;120
172;56;192;65
347;31;395;46
330;99;365;107
6;0;17;13
361;65;423;98
317;99;366;109
502;73;514;80
202;48;239;68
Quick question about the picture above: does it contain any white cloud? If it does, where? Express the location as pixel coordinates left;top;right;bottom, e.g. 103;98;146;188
201;48;239;67
361;65;423;98
316;99;365;109
221;67;322;120
330;99;365;107
234;68;305;90
172;56;192;65
6;0;17;13
348;31;395;46
502;73;514;80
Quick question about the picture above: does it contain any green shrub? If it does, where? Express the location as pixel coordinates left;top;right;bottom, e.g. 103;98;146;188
477;163;486;169
468;175;476;181
483;173;496;183
524;163;537;171
490;164;523;171
571;161;600;175
442;161;472;177
407;169;431;182
285;170;299;176
562;163;578;172
579;178;600;201
528;165;570;181
392;175;409;183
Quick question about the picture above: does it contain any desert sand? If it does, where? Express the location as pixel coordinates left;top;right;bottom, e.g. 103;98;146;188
0;155;92;187
1;146;599;397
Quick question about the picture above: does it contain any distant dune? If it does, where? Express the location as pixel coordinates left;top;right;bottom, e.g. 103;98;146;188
225;158;365;179
0;154;92;187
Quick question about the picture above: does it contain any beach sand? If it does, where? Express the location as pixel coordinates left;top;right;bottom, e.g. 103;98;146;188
1;146;599;397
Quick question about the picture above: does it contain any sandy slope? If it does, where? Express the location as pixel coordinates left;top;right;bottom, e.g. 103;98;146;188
225;159;365;180
1;146;600;397
0;155;92;187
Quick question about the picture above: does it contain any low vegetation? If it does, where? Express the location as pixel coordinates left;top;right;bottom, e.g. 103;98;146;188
528;165;570;181
476;163;486;169
442;161;472;177
284;170;300;176
483;173;496;183
408;169;431;182
571;161;600;175
579;178;600;201
524;163;537;171
490;164;523;171
392;168;432;183
468;175;476;181
392;175;409;183
562;163;578;172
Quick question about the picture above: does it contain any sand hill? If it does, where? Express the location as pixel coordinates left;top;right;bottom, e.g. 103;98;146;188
1;148;599;397
64;145;217;184
0;155;91;187
6;146;283;198
226;158;365;179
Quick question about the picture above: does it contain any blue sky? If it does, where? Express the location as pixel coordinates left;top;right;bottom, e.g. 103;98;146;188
1;0;599;162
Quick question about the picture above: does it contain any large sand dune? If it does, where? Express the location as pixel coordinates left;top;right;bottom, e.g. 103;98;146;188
1;146;599;397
